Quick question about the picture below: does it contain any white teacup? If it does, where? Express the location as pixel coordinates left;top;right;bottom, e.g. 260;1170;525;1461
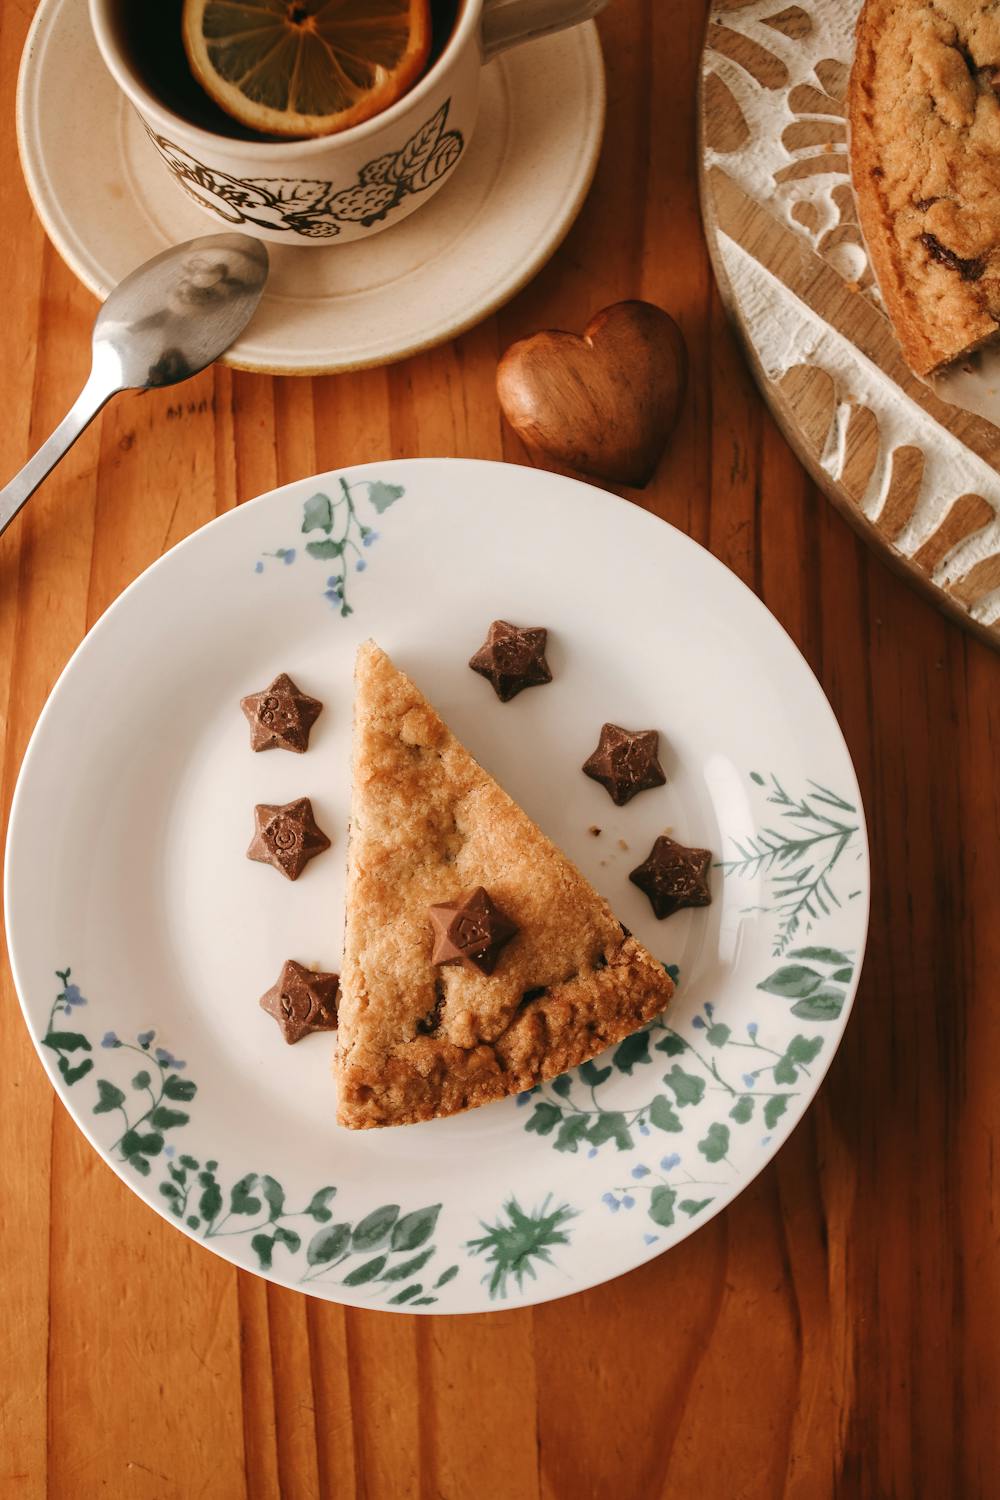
89;0;607;246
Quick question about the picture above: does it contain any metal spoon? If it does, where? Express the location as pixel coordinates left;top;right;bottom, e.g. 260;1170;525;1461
0;232;269;539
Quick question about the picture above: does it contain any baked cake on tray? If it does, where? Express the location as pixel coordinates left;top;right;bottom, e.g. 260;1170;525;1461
849;0;1000;375
335;642;674;1129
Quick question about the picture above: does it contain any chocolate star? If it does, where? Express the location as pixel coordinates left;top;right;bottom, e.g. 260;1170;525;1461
629;836;713;919
240;673;322;753
582;723;666;805
247;797;331;881
260;960;339;1044
469;620;552;702
428;887;519;975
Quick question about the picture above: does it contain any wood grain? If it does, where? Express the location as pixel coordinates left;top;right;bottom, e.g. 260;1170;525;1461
1;1;998;1497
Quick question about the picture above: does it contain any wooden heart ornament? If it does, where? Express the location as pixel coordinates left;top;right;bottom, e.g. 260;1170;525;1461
496;301;687;488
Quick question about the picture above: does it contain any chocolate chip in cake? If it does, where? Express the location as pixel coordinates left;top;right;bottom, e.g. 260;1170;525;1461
468;620;552;702
260;960;339;1044
582;723;666;805
629;835;713;920
416;980;447;1035
240;673;322;753
428;886;518;975
247;797;331;880
919;232;985;282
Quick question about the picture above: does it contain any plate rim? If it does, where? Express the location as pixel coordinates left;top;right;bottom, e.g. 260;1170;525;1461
3;457;871;1312
15;0;607;376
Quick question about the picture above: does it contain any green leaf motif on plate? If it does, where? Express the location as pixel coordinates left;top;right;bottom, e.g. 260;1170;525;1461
388;1284;424;1305
654;1033;687;1056
199;1180;223;1224
307;1223;352;1266
757;964;824;998
391;1205;441;1252
301;493;333;533
43;972;456;1307
698;1123;731;1164
788;946;852;967
663;1065;706;1108
306;1186;337;1222
648;1094;682;1133
351;1204;400;1252
94;1079;126;1114
163;1075;196;1101
720;775;861;956
764;1095;790;1129
586;1112;634;1151
790;992;844;1021
579;1059;612;1087
554;1116;590;1153
230;1174;262;1216
612;1031;651;1075
366;480;404;513
305;538;345;560
648;1186;677;1227
257;475;405;617
381;1248;436;1282
150;1105;189;1130
467;1195;577;1301
259;1175;285;1222
342;1255;388;1286
525;1102;561;1136
43;1030;91;1052
757;942;854;1023
773;1034;823;1085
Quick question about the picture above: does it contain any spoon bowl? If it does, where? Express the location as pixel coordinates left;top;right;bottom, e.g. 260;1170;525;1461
0;231;269;538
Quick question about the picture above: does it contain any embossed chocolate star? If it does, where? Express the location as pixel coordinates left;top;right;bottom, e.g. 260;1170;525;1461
247;797;331;881
428;886;519;975
582;723;666;805
629;835;712;920
260;960;339;1044
240;673;322;753
468;620;552;702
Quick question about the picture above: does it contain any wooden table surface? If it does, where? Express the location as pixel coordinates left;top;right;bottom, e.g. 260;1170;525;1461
2;2;998;1496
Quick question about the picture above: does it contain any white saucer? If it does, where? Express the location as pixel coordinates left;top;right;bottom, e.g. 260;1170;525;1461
17;0;605;375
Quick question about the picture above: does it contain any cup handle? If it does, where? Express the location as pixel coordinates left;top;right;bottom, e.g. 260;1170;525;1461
480;0;608;59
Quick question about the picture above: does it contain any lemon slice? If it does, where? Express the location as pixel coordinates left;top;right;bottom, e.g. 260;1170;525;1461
181;0;433;139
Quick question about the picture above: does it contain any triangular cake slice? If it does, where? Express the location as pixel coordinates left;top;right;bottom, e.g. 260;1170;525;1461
335;642;674;1129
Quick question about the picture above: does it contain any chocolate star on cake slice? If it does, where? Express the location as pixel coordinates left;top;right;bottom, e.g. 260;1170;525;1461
335;642;674;1129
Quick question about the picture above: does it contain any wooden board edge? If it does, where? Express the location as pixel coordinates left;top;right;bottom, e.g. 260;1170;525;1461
695;57;1000;655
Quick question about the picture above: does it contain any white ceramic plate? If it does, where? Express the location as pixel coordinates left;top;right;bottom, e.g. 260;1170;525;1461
17;0;604;374
5;460;868;1313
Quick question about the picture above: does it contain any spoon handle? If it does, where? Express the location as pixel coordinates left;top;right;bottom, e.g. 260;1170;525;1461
0;364;119;540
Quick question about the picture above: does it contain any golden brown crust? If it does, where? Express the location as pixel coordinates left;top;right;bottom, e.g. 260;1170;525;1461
335;642;674;1128
849;0;1000;375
